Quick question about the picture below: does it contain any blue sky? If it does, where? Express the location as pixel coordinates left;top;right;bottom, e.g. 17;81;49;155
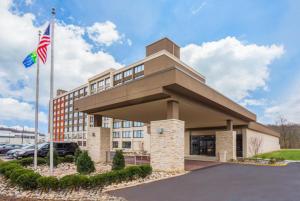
0;0;299;134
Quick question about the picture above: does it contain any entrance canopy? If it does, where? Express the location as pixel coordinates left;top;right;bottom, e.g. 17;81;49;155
74;66;257;129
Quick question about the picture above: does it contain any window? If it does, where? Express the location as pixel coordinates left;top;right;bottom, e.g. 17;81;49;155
69;120;72;125
69;113;73;119
122;141;131;149
113;121;122;129
133;121;144;127
105;78;110;88
98;80;104;90
74;91;78;96
124;69;133;77
74;112;78;118
112;132;121;138
123;121;132;128
134;65;144;74
79;89;84;95
102;122;109;128
133;130;144;138
112;141;118;148
69;107;73;112
91;83;96;94
114;73;122;81
122;131;131;138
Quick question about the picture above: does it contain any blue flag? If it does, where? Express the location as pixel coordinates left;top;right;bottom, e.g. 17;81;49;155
23;51;37;68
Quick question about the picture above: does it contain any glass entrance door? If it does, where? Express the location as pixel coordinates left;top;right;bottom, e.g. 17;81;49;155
191;135;216;156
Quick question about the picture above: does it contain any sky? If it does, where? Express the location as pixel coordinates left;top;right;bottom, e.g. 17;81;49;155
0;0;299;134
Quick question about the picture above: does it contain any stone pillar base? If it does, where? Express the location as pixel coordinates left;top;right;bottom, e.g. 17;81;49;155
216;130;237;162
150;119;185;171
87;127;110;163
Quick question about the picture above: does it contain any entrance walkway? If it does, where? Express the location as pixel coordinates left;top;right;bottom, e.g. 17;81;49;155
184;160;220;171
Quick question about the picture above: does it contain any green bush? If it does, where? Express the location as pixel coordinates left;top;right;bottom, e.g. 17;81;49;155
74;148;82;164
0;162;22;178
47;149;59;167
37;176;59;191
58;155;74;163
76;151;95;174
112;150;125;170
17;157;47;166
59;174;90;190
10;168;33;184
139;164;152;178
269;157;276;164
16;172;41;190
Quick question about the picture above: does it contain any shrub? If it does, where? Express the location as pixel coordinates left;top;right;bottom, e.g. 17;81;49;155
17;157;47;167
89;174;106;188
37;176;59;191
0;162;22;178
10;168;33;184
47;149;59;167
112;150;125;170
76;151;95;174
74;148;82;164
269;157;276;164
139;164;152;178
16;172;41;190
59;174;90;190
59;155;74;164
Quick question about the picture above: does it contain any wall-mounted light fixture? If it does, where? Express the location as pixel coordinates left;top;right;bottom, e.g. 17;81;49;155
156;128;164;134
92;133;95;137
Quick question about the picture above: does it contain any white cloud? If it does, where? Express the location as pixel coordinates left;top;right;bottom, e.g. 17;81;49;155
181;36;284;102
25;0;33;5
87;21;123;46
0;0;124;127
0;0;123;107
264;81;300;123
0;98;47;123
0;124;35;132
240;98;267;107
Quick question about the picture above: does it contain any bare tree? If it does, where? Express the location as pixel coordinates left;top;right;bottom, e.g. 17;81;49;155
249;136;263;156
277;116;289;148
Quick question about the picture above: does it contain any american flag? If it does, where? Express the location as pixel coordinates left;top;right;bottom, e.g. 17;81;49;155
37;24;51;64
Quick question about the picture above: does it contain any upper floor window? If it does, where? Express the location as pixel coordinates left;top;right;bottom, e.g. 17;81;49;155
122;141;131;149
112;132;121;138
133;130;144;138
105;78;110;87
133;121;144;127
113;121;122;129
114;73;122;81
122;131;131;138
124;69;133;77
134;65;144;74
123;121;132;128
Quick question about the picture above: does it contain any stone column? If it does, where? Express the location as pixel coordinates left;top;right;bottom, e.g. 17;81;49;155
150;119;185;171
226;119;233;131
167;100;179;119
216;130;237;162
87;127;110;163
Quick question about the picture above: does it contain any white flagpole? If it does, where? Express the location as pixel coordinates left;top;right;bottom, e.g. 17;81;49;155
34;30;41;170
49;8;55;175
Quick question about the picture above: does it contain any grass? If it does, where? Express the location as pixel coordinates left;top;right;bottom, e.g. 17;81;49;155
255;149;300;161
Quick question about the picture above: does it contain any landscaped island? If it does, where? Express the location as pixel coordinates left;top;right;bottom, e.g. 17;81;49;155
255;149;300;161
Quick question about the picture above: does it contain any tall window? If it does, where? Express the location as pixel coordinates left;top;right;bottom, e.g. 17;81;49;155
105;78;110;88
122;131;131;138
133;130;144;138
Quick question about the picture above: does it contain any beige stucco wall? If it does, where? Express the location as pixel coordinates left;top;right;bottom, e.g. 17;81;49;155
87;127;110;163
245;128;280;157
150;119;185;171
